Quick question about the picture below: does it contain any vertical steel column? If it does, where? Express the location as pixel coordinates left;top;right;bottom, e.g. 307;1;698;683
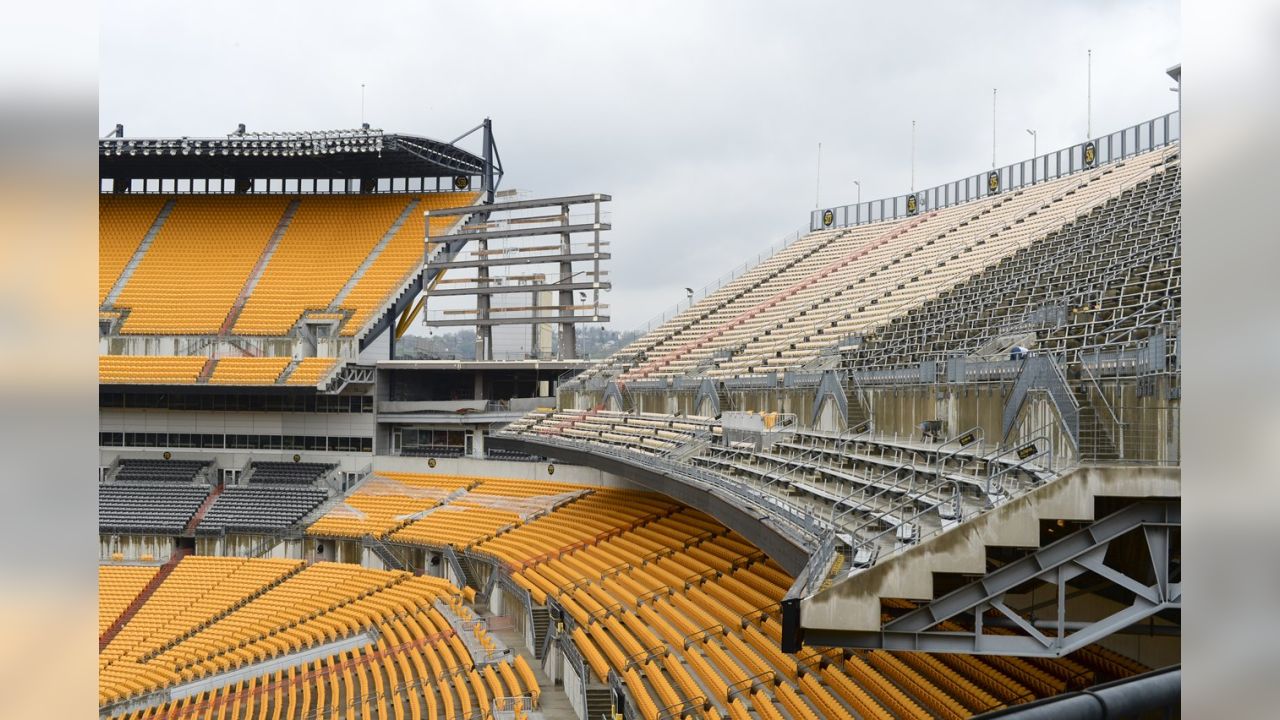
558;202;577;359
475;118;496;360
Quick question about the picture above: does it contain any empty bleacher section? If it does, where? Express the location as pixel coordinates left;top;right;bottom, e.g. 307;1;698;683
99;355;206;384
99;195;168;305
100;483;210;534
846;157;1181;369
282;356;337;386
195;486;329;535
246;461;334;485
322;475;589;548
574;145;1176;385
337;191;480;335
98;558;535;718
510;409;722;456
306;472;478;539
114;459;208;483
98;565;159;636
206;356;291;385
112;196;290;334
100;354;341;387
230;195;414;335
341;484;1149;719
98;190;478;338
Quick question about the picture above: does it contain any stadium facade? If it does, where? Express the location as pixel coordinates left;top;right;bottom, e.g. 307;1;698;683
98;108;1180;719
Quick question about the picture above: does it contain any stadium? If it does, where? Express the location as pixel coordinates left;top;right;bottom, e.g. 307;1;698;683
97;68;1181;720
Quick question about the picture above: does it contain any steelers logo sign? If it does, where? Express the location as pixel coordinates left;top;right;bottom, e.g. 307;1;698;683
1083;141;1097;168
987;171;1001;194
821;209;834;227
453;176;471;190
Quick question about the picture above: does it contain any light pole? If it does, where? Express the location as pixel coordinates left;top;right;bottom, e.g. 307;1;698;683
1026;128;1037;159
1167;64;1181;120
854;180;861;205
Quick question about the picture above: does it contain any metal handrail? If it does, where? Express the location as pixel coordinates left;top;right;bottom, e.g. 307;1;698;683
831;465;921;530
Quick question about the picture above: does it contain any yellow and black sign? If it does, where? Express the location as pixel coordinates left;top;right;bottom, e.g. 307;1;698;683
906;194;919;216
453;176;471;190
1083;141;1097;168
957;431;977;447
1017;442;1038;460
547;463;556;476
822;208;835;227
162;451;172;460
427;457;437;468
292;454;301;463
987;171;1000;194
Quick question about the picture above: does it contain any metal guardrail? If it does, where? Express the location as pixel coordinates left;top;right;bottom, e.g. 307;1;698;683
811;111;1179;231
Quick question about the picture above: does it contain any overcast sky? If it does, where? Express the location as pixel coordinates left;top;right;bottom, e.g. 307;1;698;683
100;1;1180;332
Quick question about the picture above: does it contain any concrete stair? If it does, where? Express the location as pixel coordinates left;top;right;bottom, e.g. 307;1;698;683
530;606;551;660
99;548;189;650
798;465;1180;635
102;197;175;309
183;484;225;535
222;198;300;334
584;685;613;720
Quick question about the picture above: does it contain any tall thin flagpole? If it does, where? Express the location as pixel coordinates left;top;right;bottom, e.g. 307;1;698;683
361;83;366;125
992;88;997;168
911;120;916;192
815;142;822;209
1087;50;1092;138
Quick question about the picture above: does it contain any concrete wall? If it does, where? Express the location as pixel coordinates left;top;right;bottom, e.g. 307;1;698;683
372;454;642;489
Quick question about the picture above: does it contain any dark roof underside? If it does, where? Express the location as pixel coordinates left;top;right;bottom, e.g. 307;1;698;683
99;133;486;180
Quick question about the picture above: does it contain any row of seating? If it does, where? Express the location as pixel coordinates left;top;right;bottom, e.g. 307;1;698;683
98;565;159;636
195;486;329;535
349;483;1152;719
99;355;207;384
283;356;338;386
99;191;479;338
338;192;480;336
99;354;341;387
114;459;208;483
511;408;724;457
248;461;334;485
99;195;167;305
206;356;291;385
113;196;290;334
307;473;597;547
568;144;1175;384
99;483;211;534
100;559;540;717
231;195;414;335
306;472;482;539
846;155;1181;371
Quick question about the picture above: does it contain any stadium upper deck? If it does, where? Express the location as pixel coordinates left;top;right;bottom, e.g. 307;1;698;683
98;124;498;389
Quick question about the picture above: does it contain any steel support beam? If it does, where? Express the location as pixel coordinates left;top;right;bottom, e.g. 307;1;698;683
801;501;1179;656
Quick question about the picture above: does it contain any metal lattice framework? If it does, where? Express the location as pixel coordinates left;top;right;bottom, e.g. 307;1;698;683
803;500;1180;656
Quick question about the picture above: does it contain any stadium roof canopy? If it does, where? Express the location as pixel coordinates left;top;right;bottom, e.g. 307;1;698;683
99;126;492;181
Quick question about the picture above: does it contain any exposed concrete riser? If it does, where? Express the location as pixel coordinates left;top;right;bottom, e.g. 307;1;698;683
802;465;1180;632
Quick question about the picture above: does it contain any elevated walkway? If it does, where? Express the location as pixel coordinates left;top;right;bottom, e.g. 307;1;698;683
787;465;1180;656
